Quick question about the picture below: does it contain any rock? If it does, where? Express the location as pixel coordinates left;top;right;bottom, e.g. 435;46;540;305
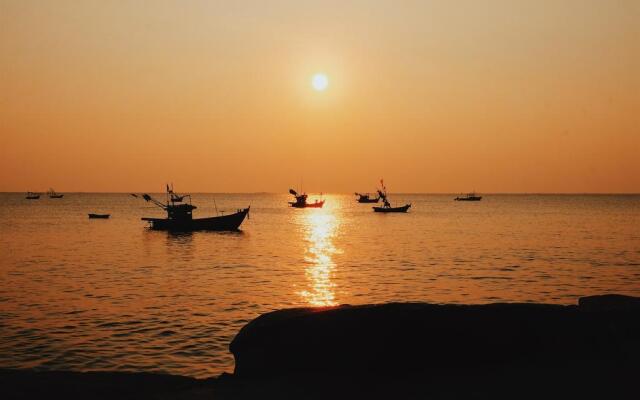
230;297;640;379
579;294;640;311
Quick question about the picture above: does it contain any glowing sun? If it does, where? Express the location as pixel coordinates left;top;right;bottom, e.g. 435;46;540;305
311;73;329;91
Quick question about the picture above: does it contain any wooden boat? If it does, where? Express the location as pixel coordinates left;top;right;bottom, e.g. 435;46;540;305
373;204;411;213
142;209;249;231
25;192;40;200
455;192;482;201
48;188;64;198
140;185;249;231
355;192;380;203
373;180;410;213
288;189;325;208
88;213;110;219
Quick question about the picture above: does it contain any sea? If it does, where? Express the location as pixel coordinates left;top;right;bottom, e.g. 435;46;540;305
0;193;638;378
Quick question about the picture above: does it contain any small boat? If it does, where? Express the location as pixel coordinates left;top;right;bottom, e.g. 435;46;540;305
48;188;64;198
372;180;410;213
88;213;110;219
288;189;325;208
26;192;40;200
373;204;411;213
454;192;482;201
140;184;249;231
355;192;380;203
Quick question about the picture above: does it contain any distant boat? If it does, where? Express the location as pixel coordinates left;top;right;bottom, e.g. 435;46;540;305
47;188;64;198
25;192;40;200
288;189;325;208
140;184;249;231
373;204;411;213
455;192;482;201
373;180;410;213
355;192;380;203
88;213;110;219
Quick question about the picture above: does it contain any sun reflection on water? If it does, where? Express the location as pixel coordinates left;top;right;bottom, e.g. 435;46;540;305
299;209;341;306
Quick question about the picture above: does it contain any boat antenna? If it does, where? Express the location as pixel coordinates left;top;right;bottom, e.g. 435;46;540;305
213;197;219;216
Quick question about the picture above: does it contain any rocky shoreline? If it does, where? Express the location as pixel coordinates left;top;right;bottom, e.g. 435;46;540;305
3;294;639;399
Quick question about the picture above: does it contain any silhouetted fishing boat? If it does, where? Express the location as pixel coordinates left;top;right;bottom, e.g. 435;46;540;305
25;192;40;200
355;192;380;203
288;189;325;208
455;192;482;201
88;213;110;219
47;188;64;198
140;184;249;231
373;180;410;213
373;204;411;213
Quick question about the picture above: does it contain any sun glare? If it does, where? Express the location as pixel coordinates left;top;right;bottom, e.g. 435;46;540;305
311;73;329;91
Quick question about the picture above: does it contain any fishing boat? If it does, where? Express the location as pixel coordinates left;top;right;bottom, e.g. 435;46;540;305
140;184;249;231
25;192;40;200
288;189;325;208
355;192;380;203
48;188;64;198
454;192;482;201
88;213;110;219
372;180;411;213
373;204;411;213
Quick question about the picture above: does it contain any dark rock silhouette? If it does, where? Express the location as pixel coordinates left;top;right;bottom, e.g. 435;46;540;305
578;293;640;311
230;295;640;379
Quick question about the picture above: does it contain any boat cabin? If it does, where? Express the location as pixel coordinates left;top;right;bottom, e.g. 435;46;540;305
167;203;196;220
291;193;308;207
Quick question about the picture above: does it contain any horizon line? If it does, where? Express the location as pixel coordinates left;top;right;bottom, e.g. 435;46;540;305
1;191;639;195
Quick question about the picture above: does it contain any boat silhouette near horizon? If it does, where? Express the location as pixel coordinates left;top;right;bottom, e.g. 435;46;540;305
25;192;40;200
48;188;64;198
372;180;411;213
354;192;380;203
140;184;249;231
88;213;110;219
288;189;325;208
455;192;482;201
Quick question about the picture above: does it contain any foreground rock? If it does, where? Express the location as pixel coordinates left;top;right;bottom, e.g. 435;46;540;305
230;294;639;379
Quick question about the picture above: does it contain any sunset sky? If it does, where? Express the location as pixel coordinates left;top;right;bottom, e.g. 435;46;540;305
1;0;638;193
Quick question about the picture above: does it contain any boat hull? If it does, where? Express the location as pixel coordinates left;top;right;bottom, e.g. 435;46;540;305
373;204;411;213
26;196;40;200
289;200;325;208
142;207;249;231
357;198;380;203
455;197;482;201
88;213;110;219
50;195;64;199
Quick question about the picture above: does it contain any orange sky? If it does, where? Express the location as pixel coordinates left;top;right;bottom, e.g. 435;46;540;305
1;0;638;193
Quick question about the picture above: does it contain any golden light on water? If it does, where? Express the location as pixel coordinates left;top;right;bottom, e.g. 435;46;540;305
299;208;340;306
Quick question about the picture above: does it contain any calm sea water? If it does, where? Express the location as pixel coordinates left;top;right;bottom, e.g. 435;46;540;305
1;193;639;377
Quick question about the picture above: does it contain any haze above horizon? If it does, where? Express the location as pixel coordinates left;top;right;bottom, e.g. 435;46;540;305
1;0;638;193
